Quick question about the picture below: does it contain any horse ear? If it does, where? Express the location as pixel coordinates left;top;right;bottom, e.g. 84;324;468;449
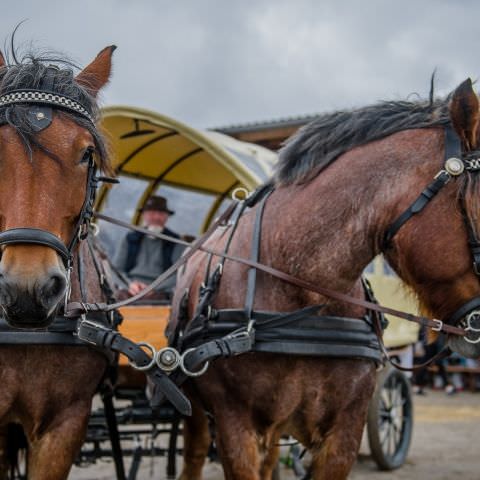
75;45;116;97
0;51;6;68
449;78;480;150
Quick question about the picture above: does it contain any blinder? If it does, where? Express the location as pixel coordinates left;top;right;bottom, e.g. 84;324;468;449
384;126;480;333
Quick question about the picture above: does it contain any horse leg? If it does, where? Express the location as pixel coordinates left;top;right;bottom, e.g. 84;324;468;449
27;404;91;480
214;410;261;480
309;423;364;480
179;398;211;480
0;426;8;480
260;431;281;480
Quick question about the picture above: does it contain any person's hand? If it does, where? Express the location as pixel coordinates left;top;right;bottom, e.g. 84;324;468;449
128;280;148;296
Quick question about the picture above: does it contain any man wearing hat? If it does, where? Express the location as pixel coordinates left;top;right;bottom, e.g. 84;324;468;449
114;195;185;300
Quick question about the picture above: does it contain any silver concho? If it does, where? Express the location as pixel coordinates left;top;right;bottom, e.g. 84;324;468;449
444;157;464;176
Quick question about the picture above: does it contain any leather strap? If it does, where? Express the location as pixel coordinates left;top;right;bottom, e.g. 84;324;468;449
0;227;71;265
66;203;237;316
182;328;255;370
92;209;466;337
245;189;272;320
383;170;451;248
448;297;480;326
154;309;382;406
77;319;192;415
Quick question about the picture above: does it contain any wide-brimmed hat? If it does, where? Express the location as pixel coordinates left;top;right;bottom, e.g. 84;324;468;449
140;196;175;215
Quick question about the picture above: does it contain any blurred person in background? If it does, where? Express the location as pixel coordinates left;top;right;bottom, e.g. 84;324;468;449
114;195;185;301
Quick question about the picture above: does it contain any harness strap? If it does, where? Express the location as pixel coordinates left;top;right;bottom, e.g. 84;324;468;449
91;210;466;337
66;202;237;316
245;189;273;320
152;308;382;407
448;297;480;325
383;170;451;249
383;127;462;250
0;228;71;265
77;319;191;416
100;385;126;480
193;200;247;324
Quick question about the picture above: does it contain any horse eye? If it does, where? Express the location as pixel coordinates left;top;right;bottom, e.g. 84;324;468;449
80;147;94;164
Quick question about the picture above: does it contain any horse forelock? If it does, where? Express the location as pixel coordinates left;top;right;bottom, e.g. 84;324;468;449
275;98;451;187
0;48;111;173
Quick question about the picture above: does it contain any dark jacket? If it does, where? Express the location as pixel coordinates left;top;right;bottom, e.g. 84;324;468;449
124;227;180;274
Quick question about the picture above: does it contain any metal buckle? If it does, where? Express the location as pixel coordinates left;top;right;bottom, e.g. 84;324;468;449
129;342;157;371
64;265;73;312
227;321;254;339
180;348;209;377
76;317;111;345
431;319;443;332
434;169;451;183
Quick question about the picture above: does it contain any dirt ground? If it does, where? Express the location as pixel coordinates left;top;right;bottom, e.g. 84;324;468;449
70;390;480;480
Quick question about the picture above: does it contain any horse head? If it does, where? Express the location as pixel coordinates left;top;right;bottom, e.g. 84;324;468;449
0;46;114;328
381;79;480;357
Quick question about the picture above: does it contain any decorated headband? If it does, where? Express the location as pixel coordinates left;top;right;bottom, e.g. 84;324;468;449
0;89;96;126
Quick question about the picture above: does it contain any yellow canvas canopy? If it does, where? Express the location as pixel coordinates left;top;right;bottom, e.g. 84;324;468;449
98;106;418;350
97;106;276;230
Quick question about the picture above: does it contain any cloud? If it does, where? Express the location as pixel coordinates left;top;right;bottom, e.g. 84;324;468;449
0;0;478;128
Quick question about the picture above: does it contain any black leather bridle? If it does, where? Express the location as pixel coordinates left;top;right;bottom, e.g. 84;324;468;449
383;126;480;341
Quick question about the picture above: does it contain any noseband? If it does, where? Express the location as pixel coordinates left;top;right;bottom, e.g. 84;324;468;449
384;127;480;341
0;69;101;291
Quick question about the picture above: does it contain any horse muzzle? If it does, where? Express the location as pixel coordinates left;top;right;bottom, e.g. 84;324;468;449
0;268;67;328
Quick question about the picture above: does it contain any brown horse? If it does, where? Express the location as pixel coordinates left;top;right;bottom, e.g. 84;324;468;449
171;78;480;479
0;46;115;479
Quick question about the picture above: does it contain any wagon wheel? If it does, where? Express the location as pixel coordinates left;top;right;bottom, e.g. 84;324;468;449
367;364;413;470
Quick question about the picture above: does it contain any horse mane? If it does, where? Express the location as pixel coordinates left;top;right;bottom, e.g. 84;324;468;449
0;46;110;172
275;97;452;186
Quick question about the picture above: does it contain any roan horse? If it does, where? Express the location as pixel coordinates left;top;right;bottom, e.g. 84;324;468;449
0;46;115;479
171;78;480;479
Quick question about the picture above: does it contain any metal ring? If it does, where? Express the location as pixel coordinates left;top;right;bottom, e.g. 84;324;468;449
155;347;181;372
466;310;480;332
180;348;209;377
231;187;249;201
90;223;100;236
128;342;157;371
464;334;480;344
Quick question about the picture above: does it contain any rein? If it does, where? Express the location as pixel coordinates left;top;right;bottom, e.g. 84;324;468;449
76;210;465;337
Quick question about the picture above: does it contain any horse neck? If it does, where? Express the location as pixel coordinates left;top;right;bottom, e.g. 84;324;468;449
261;129;444;307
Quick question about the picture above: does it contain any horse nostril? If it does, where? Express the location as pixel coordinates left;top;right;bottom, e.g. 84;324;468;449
40;272;67;304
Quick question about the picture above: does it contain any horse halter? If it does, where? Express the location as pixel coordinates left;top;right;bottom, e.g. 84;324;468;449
384;127;480;342
0;68;100;283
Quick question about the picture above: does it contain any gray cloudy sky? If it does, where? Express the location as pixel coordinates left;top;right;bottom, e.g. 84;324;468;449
1;1;478;129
